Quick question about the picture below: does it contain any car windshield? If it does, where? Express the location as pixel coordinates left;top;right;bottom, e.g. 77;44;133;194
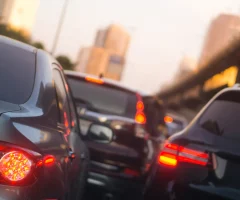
67;77;136;118
0;42;35;104
199;91;240;140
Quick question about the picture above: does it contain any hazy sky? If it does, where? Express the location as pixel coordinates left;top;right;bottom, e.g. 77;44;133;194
32;0;240;94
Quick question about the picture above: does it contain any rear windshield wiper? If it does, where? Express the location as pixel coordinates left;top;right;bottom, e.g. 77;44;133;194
201;120;224;136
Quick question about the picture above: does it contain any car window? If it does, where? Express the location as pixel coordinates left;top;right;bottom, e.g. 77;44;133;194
67;77;137;118
199;91;240;140
0;42;35;104
53;68;71;128
63;75;78;130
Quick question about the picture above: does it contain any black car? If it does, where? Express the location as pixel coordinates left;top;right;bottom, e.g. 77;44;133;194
0;36;88;200
65;71;153;198
144;86;240;200
164;112;188;137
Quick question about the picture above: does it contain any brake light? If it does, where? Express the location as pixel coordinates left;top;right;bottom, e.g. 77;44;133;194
0;151;32;182
0;142;54;186
44;155;55;166
85;76;104;84
135;94;146;124
159;153;177;167
135;112;146;124
164;116;173;123
158;142;209;167
136;101;144;111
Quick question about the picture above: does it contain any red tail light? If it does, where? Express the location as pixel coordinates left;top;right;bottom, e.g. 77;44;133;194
0;142;54;186
135;112;146;124
164;116;173;123
158;142;209;167
44;155;55;166
0;151;32;182
136;101;144;111
135;94;146;124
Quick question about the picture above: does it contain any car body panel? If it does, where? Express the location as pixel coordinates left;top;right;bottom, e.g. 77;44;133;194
0;37;87;200
145;87;240;200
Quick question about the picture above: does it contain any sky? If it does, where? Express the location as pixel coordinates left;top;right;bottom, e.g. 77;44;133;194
32;0;240;94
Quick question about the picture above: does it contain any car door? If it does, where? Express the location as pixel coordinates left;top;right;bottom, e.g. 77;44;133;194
52;67;78;191
193;90;240;199
53;65;84;190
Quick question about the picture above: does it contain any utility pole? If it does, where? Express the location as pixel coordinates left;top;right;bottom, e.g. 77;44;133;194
51;0;70;55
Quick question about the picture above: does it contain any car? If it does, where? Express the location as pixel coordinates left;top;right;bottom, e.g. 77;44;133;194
144;86;240;200
65;71;154;198
0;36;88;200
164;112;188;137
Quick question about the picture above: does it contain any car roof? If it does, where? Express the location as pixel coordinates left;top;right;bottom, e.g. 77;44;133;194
0;35;37;54
64;70;148;96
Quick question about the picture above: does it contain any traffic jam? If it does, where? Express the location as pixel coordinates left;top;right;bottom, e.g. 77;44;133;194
1;35;240;200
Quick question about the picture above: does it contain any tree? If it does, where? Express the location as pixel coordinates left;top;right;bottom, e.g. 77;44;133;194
0;24;30;44
56;55;74;70
32;42;45;50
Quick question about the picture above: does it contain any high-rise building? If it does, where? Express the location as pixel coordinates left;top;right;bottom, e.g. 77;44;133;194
0;0;39;36
76;24;130;81
104;24;130;57
199;14;240;67
94;24;130;57
0;0;14;23
75;47;109;76
75;47;92;72
94;29;107;47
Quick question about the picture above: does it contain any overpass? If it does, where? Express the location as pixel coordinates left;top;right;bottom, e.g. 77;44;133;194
157;37;240;121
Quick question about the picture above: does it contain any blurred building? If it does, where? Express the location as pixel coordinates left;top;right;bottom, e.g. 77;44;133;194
75;46;125;81
199;14;240;67
0;0;39;36
76;24;130;81
94;29;107;47
0;0;14;23
94;24;131;57
173;56;197;83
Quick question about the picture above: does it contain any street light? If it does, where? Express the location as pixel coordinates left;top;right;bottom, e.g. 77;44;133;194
51;0;70;55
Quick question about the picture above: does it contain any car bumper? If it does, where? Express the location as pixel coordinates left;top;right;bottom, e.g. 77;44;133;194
0;183;41;200
87;171;144;198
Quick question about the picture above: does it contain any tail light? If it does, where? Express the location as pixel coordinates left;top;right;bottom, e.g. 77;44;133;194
164;116;173;123
0;151;32;182
135;112;146;124
135;94;146;124
0;142;54;186
158;142;209;167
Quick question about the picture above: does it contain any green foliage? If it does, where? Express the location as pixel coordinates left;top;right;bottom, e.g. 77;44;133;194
56;55;74;71
0;24;30;44
32;42;45;50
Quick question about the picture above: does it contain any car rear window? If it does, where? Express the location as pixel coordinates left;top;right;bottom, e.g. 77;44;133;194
67;77;137;118
0;43;36;104
199;91;240;140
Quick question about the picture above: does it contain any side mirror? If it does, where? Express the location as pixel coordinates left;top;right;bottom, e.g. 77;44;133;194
87;124;113;143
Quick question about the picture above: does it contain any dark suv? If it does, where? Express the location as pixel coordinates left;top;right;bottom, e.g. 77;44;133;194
144;85;240;200
65;71;154;197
